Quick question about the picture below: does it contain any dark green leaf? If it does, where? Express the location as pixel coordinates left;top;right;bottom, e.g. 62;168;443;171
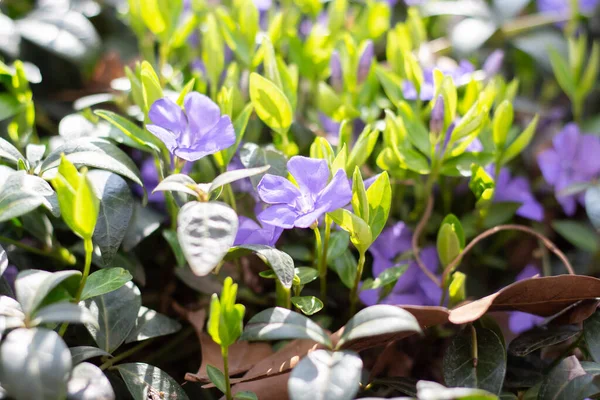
15;269;81;316
552;220;598;253
30;302;98;327
80;268;132;301
508;325;580;356
124;306;181;344
584;309;600;363
361;265;407;291
291;296;324;316
228;245;294;289
122;203;164;251
207;365;227;394
538;356;594;400
239;142;287;186
443;327;506;395
69;346;112;365
117;363;189;400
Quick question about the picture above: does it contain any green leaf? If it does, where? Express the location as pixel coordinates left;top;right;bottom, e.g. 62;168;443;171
0;93;22;121
88;170;134;265
208;277;245;348
361;265;407;291
117;363;189;400
80;268;132;301
0;328;71;400
437;214;465;268
94;110;161;153
249;72;293;135
552;220;599;253
578;42;600;98
449;271;467;307
0;171;59;223
443;327;506;395
492;100;513;149
15;269;81;316
352;167;369;222
291;296;324;315
207;365;227;394
30;302;98;327
337;305;421;348
499;115;539;165
508;325;580;356
122;203;164;251
240;307;332;348
0;137;24;165
153;173;198;197
294;267;320;285
210;165;271;193
326;230;350;265
228;245;295;289
41;138;144;188
584;309;600;363
125;306;181;344
538;356;595;400
365;172;391;242
83;282;141;353
69;346;112;366
234;391;258;400
177;201;238;276
288;350;362;400
550;48;577;97
346;127;380;175
329;249;357;289
327;208;372;254
67;362;115;400
202;14;225;89
239;142;288;186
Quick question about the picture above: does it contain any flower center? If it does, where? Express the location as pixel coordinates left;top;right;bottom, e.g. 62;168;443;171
295;193;315;214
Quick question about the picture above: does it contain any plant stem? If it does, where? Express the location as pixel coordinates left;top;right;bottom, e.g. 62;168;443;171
222;346;232;400
0;236;71;264
349;251;366;316
470;324;478;367
100;339;154;371
224;184;237;212
318;217;332;303
59;238;93;336
275;280;291;309
313;227;326;301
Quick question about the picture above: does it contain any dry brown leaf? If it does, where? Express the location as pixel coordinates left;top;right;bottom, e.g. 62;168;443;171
186;334;274;382
226;373;290;400
449;275;600;324
201;339;321;388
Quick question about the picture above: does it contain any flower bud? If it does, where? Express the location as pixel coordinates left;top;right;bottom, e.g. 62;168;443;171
357;40;374;84
330;50;343;92
483;49;504;77
430;95;445;135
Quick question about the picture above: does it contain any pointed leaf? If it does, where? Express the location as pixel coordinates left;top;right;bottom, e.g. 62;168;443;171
80;267;132;300
117;363;189;400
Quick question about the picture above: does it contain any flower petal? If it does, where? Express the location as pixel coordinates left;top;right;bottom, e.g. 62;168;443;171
257;204;298;229
314;168;352;213
257;174;302;205
293;204;330;228
288;156;330;196
359;286;379;306
575;134;600;176
234;216;261;246
192;115;236;154
148;97;187;135
552;123;579;161
184;92;221;135
146;125;178;152
537;149;561;186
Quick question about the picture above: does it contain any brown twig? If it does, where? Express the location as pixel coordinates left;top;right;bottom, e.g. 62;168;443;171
412;196;442;287
441;224;575;285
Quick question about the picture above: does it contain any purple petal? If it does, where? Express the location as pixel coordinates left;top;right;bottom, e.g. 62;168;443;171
234;216;262;245
330;50;343;92
430;95;445;134
557;192;578;216
553;123;580;161
288;156;330;196
537;149;561;186
193;115;236;154
419;279;443;306
359;286;379;306
257;174;302;204
314;168;352;213
575;134;600;176
509;311;544;334
357;40;374;84
148;97;187;134
383;292;427;306
516;200;544;221
483;50;504;77
420;246;440;275
372;256;395;277
392;262;419;293
146;125;178;152
257;204;299;229
184;92;221;135
294;204;331;228
516;264;540;281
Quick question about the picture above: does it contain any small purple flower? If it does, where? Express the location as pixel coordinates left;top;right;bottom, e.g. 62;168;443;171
493;168;544;222
357;40;375;84
234;216;283;247
537;123;600;215
482;50;504;77
359;222;442;306
537;0;599;16
330;51;343;92
147;92;235;162
430;95;445;134
508;265;545;334
257;156;352;229
403;60;475;101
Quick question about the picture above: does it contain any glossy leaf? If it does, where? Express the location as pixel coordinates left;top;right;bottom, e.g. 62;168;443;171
125;306;181;344
207;365;227;393
584;309;600;363
228;245;295;289
69;346;112;365
15;269;81;316
67;362;115;400
365;171;392;242
539;356;594;400
291;296;324;315
508;325;581;356
30;302;98;327
117;363;189;400
249;72;293;135
80;268;132;300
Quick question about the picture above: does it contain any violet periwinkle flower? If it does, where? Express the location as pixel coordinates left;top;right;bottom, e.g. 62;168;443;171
359;222;443;306
537;0;599;16
508;265;545;334
537;123;600;216
402;60;475;101
257;156;352;229
430;95;445;135
147;92;235;162
482;49;505;77
234;216;283;247
330;50;343;92
492;167;544;222
357;40;375;84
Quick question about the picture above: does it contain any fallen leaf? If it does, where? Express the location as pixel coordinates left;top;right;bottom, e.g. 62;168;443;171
227;373;290;400
449;275;600;325
186;334;274;382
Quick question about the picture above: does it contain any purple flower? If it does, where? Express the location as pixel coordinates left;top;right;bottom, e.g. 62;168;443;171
493;168;544;222
234;216;283;246
147;92;235;162
483;50;504;77
537;123;600;215
508;265;545;334
403;60;475;101
359;222;442;306
257;156;352;229
357;40;375;84
138;158;193;204
330;50;343;92
537;0;599;16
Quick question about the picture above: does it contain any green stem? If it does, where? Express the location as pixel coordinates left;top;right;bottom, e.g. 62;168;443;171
349;251;366;316
100;339;154;371
0;236;70;264
224;184;237;212
313;227;326;301
59;238;93;336
319;217;332;303
275;280;291;309
222;346;232;400
471;324;478;367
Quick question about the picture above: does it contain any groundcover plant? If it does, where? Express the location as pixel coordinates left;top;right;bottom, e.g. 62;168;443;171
3;0;600;399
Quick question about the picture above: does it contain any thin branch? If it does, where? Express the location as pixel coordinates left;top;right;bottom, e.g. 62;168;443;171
412;196;442;287
441;224;575;285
